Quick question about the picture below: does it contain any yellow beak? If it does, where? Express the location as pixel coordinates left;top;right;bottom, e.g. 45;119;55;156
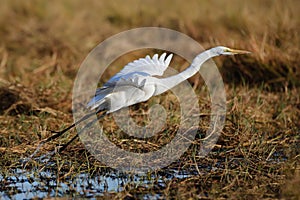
227;48;251;54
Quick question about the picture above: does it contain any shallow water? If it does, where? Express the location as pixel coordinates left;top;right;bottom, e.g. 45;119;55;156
1;149;287;198
0;167;198;199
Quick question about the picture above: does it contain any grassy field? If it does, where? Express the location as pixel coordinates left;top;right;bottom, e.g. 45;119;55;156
0;0;299;199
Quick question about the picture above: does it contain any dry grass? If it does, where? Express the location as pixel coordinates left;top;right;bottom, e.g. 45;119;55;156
0;0;299;199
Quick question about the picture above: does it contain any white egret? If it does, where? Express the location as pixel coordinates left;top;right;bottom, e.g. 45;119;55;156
35;46;250;154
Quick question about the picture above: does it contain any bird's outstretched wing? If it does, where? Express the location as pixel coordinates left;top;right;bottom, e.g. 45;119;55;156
105;53;173;85
87;53;172;111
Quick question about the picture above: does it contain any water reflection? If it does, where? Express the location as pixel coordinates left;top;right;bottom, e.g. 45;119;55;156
0;167;196;199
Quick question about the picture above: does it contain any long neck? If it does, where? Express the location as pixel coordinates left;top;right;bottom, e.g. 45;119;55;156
154;50;216;96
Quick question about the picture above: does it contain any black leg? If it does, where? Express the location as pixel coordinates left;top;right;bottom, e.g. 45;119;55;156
25;111;104;162
45;111;97;143
56;115;101;153
51;111;107;154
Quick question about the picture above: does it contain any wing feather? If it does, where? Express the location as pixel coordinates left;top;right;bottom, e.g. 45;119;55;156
88;53;173;111
106;53;173;84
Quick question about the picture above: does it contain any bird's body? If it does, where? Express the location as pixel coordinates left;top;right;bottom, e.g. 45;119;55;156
86;46;249;114
87;53;173;113
28;46;250;159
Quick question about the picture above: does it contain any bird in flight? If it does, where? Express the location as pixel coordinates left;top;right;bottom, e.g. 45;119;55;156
29;46;250;158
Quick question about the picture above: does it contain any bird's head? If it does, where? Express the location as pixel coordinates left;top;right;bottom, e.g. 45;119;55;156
211;46;251;56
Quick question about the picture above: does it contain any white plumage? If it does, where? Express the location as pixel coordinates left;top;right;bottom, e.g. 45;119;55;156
87;46;250;113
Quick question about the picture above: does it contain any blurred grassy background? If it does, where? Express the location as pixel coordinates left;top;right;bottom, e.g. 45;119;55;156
0;0;299;89
0;0;299;114
0;0;299;199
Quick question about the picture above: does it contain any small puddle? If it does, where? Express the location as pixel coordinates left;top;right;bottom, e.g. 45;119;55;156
1;150;287;198
0;167;198;199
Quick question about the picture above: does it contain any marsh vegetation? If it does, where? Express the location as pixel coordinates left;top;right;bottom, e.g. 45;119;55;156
0;0;299;199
